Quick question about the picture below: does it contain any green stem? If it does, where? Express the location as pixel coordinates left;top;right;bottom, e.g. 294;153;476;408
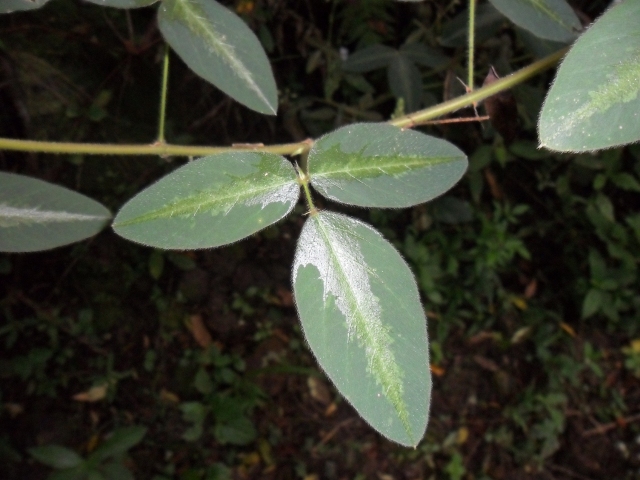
0;138;312;157
297;169;317;216
468;0;476;91
157;43;170;144
0;48;567;157
389;47;568;129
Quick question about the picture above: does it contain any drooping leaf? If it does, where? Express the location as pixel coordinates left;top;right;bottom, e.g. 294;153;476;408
158;0;277;115
82;0;157;8
293;211;431;446
113;152;299;249
539;1;640;152
29;445;84;469
0;0;52;13
342;44;396;73
387;52;423;113
488;0;580;43
440;3;504;48
0;173;111;253
308;123;467;208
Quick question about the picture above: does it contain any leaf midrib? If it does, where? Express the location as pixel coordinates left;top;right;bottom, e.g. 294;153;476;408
115;177;296;227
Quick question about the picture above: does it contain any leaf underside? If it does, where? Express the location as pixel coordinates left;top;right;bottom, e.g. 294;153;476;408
293;211;431;446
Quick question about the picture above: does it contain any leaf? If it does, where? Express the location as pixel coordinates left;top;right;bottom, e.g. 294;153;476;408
387;53;423;113
158;0;277;115
293;211;431;446
0;0;52;13
582;288;604;319
82;0;158;8
113;152;299;249
99;461;134;480
90;427;147;462
399;43;449;69
213;417;257;446
29;445;84;469
539;1;640;152
342;44;396;73
180;402;208;441
308;123;467;208
72;383;109;402
440;3;504;48
0;172;111;253
488;0;580;43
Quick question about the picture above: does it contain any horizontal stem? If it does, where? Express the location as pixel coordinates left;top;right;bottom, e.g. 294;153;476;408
0;48;567;158
0;138;312;157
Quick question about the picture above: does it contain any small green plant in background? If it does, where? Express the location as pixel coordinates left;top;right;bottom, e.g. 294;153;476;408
29;426;147;480
2;0;640;449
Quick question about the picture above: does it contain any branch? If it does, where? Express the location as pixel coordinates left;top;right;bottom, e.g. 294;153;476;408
0;49;567;158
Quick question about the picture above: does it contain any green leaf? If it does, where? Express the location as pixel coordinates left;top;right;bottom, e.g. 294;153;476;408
180;402;208;442
539;1;640;152
213;417;257;446
342;44;396;73
488;0;580;43
82;0;157;8
29;445;84;469
90;427;146;462
0;173;111;253
308;123;467;208
99;461;134;480
0;0;52;13
158;0;277;115
293;211;431;446
582;288;604;319
113;152;299;249
399;43;449;69
387;53;423;113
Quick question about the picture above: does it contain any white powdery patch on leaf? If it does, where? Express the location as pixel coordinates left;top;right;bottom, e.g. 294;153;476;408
0;204;108;227
293;212;407;406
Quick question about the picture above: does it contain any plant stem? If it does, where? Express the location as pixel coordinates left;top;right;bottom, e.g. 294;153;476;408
157;43;170;144
0;48;567;157
298;169;317;216
468;0;476;92
389;47;568;129
0;138;312;157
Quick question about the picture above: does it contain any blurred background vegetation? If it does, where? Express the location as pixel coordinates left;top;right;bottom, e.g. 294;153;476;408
1;0;640;479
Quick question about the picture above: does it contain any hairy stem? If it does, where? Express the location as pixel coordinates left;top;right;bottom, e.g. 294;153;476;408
468;0;476;91
157;43;170;144
0;49;567;157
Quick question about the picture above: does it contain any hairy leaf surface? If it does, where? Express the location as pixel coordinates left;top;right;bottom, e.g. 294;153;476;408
539;1;640;152
113;153;299;249
293;211;431;446
0;173;111;253
158;0;277;114
308;123;467;208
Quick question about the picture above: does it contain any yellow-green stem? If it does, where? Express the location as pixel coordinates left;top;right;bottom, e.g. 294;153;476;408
468;0;476;91
157;43;170;144
0;48;567;157
298;171;317;216
389;47;567;129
